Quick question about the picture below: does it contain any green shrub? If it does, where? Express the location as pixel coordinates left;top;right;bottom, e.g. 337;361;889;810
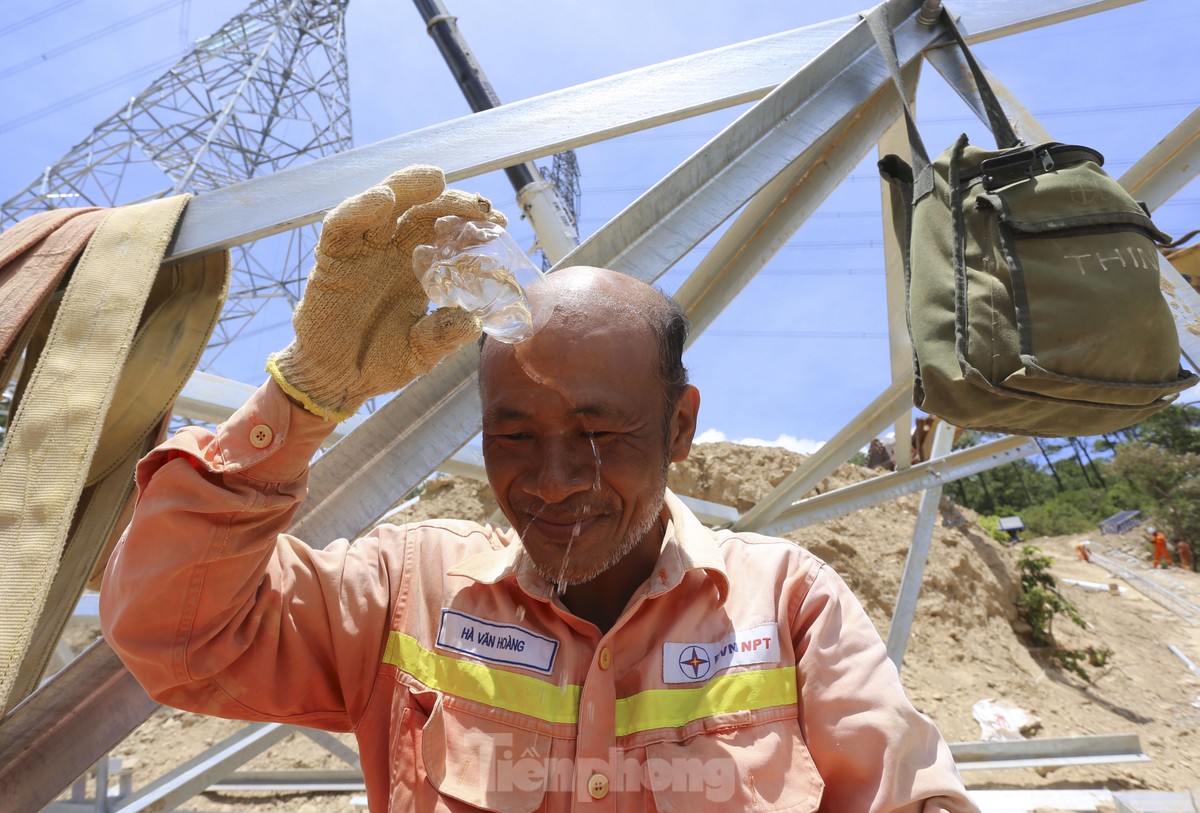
1016;545;1086;646
1015;546;1108;681
977;515;1011;543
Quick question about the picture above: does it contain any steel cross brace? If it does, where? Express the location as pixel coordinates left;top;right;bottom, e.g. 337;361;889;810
292;0;949;544
886;420;957;669
162;0;1129;262
0;2;1141;809
759;435;1037;536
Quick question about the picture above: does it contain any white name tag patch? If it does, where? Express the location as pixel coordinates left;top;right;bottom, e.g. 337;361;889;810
436;610;559;675
662;622;780;684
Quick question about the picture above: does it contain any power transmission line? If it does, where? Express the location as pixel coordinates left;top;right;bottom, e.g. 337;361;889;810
0;0;89;39
0;54;182;135
0;0;185;82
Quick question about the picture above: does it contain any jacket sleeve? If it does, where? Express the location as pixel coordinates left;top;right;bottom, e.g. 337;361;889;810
792;564;979;813
99;379;398;732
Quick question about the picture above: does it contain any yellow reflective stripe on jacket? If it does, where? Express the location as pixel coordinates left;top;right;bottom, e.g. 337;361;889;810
383;632;796;734
384;632;582;724
614;667;797;737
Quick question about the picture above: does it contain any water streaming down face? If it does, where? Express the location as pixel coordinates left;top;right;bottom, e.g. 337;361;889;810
548;436;606;593
555;521;582;596
509;326;609;593
588;434;602;492
480;267;687;595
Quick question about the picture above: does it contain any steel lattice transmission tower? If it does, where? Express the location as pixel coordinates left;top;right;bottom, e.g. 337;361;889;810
0;0;352;374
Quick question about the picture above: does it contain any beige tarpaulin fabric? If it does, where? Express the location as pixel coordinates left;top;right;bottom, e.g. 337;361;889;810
0;196;230;711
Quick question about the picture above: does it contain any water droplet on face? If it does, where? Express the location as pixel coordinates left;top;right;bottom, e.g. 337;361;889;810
513;339;549;387
515;606;526;622
555;521;582;595
519;503;545;541
588;434;601;491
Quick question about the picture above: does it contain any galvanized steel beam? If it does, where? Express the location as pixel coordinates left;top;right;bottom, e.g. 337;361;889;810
950;733;1149;770
114;723;291;812
163;0;1130;262
563;2;937;284
165;20;854;262
290;348;481;540
1156;257;1200;370
760;435;1036;536
211;768;365;792
886;421;955;669
1119;106;1200;210
1117;107;1200;369
949;0;1140;44
674;59;924;341
0;640;157;813
733;381;912;532
1087;550;1200;625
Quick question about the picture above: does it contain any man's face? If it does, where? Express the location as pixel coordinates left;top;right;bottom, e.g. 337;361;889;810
479;319;693;587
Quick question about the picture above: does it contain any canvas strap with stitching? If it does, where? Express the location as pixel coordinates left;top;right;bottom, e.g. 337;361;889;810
0;196;229;710
0;208;106;354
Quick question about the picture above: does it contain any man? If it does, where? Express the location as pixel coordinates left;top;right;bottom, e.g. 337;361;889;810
101;167;978;812
1149;527;1171;569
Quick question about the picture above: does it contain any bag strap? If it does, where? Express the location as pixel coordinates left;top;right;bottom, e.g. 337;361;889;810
865;3;1022;201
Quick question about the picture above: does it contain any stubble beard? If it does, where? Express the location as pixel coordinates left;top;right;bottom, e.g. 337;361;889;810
536;488;666;588
524;412;676;588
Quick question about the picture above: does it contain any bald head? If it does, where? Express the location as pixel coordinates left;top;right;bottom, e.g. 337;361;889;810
481;266;690;406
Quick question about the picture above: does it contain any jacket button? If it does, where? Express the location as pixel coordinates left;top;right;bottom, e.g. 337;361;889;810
587;773;609;799
249;424;274;448
599;647;611;670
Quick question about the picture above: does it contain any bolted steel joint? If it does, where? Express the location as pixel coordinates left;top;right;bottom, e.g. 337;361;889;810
916;0;943;26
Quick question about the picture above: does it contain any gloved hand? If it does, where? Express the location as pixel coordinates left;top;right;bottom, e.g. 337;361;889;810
267;165;507;421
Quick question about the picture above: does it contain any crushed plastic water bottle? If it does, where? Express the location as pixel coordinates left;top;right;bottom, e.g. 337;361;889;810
412;216;545;343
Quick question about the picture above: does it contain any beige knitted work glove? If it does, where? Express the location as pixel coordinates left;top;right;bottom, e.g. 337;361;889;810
266;165;507;421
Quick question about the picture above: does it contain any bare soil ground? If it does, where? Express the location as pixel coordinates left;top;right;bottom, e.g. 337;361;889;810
61;442;1200;811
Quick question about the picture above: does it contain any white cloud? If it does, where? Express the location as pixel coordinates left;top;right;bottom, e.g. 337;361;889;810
694;429;825;456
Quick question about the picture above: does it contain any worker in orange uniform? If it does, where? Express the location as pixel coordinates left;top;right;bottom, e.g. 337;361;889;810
1149;527;1171;569
100;167;980;813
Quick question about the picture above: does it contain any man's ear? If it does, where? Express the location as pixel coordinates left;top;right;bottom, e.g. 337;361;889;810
668;385;701;463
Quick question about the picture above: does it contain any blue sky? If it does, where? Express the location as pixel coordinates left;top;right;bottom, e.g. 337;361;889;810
1;0;1197;453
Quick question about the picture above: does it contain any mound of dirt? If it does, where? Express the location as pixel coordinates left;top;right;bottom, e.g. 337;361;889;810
69;442;1200;810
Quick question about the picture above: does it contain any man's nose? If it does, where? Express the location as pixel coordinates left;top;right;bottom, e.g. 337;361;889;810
528;437;596;503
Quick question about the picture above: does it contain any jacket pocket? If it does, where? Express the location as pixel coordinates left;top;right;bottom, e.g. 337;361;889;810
644;717;823;812
421;694;553;813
